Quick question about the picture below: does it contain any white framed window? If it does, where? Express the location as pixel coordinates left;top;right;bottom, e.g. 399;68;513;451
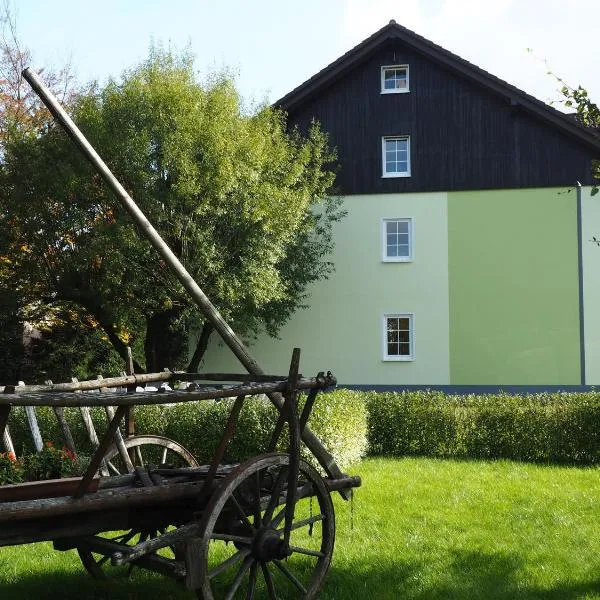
382;218;413;262
382;136;411;177
381;65;409;93
382;313;414;361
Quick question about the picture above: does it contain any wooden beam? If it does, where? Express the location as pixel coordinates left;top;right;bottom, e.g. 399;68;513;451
75;405;127;498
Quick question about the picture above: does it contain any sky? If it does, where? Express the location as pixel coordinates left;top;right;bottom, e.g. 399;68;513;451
9;0;600;111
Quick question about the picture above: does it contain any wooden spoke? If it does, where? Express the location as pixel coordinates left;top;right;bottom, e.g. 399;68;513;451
277;513;325;534
261;563;277;600
288;545;325;558
224;555;253;600
228;491;255;532
262;465;288;525
252;470;262;528
208;548;250;580
209;533;252;545
273;559;308;594
246;561;258;600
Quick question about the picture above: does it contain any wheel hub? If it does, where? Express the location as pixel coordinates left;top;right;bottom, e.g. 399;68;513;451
252;527;292;562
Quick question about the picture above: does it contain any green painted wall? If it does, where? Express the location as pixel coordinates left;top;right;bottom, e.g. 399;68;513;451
201;192;451;385
448;188;580;384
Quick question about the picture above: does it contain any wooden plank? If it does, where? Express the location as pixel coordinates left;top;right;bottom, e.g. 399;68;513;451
0;477;99;502
75;405;128;498
25;406;43;453
0;478;209;522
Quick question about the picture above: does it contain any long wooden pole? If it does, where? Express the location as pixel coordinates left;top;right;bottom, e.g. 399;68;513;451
21;69;344;484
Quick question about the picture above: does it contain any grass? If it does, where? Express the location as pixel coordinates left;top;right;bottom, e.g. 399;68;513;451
1;457;600;599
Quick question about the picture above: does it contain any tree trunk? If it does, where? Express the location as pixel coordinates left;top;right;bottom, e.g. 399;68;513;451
90;305;145;373
187;321;214;372
144;308;185;373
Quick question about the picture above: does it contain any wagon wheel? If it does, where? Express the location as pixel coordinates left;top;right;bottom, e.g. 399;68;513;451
78;435;198;579
191;453;335;599
103;434;199;475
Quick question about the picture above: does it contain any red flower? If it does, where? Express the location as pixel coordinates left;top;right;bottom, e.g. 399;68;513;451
8;452;16;462
45;441;54;448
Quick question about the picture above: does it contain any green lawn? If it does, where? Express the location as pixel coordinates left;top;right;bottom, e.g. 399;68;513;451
1;457;600;599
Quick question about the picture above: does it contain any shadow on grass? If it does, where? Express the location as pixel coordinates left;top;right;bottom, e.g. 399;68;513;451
2;551;600;600
323;550;600;600
0;570;193;600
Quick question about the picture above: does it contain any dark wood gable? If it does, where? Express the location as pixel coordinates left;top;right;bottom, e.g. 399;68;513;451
276;24;600;195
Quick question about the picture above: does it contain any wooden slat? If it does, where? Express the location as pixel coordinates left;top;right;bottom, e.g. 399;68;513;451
25;405;43;453
2;371;176;394
105;405;134;473
200;395;246;498
1;478;208;522
75;405;128;498
53;407;77;456
0;404;13;455
0;477;99;502
0;376;336;408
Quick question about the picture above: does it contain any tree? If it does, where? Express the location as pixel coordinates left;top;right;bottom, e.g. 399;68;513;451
557;81;600;194
0;47;343;374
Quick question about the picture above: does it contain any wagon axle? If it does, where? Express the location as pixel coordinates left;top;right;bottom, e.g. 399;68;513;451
252;528;293;562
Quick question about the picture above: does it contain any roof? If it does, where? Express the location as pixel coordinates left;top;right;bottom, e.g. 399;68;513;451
274;20;600;154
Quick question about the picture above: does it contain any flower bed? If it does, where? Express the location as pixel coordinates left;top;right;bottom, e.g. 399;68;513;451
0;442;85;485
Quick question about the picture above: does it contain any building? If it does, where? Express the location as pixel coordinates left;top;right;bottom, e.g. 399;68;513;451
202;21;600;392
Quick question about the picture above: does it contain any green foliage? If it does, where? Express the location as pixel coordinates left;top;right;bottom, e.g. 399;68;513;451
366;390;600;464
0;45;342;373
0;450;23;484
21;441;76;481
557;82;600;195
7;389;367;471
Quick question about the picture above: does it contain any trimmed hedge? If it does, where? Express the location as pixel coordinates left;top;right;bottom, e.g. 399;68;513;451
11;389;600;468
366;390;600;464
6;389;367;471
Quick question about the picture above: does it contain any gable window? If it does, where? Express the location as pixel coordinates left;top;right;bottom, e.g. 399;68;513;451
381;65;409;93
382;136;411;177
382;218;413;262
383;313;414;361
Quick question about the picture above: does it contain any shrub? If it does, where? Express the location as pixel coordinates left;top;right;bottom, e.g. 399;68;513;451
6;388;368;472
22;441;76;481
0;451;23;485
366;390;600;464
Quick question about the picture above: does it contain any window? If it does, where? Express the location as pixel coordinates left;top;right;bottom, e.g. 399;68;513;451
382;218;413;262
383;314;414;361
381;65;409;93
382;136;411;177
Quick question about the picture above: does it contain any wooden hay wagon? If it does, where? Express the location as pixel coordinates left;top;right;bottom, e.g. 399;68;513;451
0;70;361;598
0;351;359;598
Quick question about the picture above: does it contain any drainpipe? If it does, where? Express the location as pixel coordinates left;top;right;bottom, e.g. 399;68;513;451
576;181;586;385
